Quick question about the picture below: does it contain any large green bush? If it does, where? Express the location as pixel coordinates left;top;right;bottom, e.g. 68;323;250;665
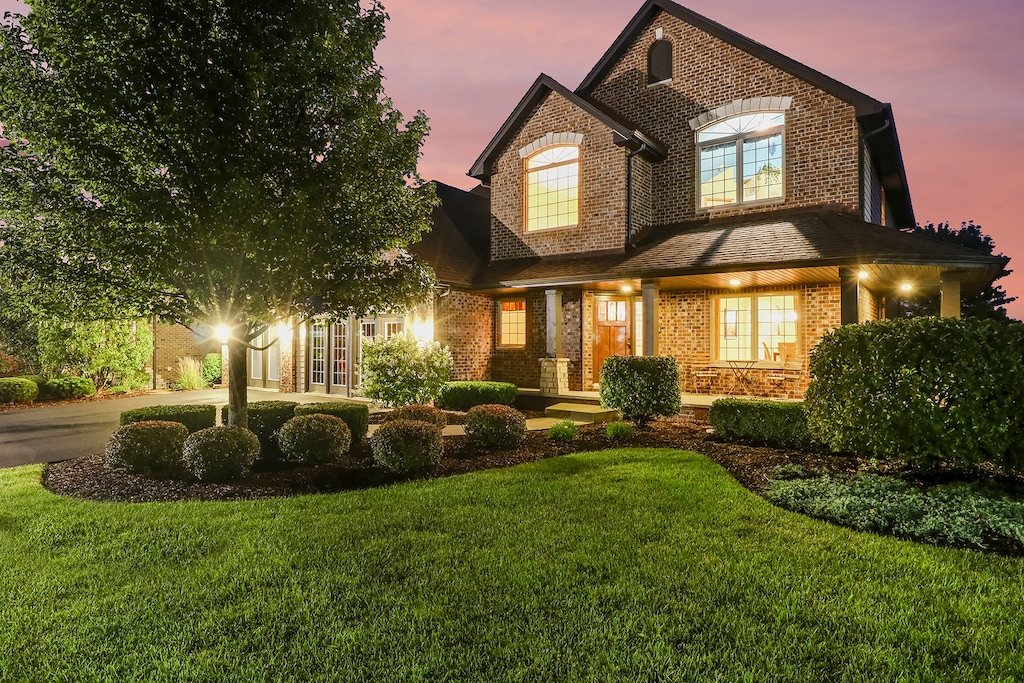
294;402;370;441
219;401;297;458
278;414;352;464
202;353;223;386
105;421;188;475
709;399;814;448
436;381;518;412
42;376;97;400
806;317;1024;470
360;333;452;407
182;426;260;483
464;404;527;449
37;318;152;390
382;404;447;428
0;377;38;404
599;356;681;425
370;419;443;472
120;404;217;433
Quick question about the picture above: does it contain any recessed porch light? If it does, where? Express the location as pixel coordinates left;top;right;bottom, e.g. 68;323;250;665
729;278;741;287
900;283;913;292
858;270;869;279
620;284;634;294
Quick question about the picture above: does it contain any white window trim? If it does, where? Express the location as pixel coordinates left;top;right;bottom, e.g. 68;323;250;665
696;116;786;212
710;292;801;367
496;298;527;349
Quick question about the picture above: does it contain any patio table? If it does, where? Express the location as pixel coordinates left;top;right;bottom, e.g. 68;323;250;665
726;360;756;396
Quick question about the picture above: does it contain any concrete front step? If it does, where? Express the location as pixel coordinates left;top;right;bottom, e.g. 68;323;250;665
544;402;620;423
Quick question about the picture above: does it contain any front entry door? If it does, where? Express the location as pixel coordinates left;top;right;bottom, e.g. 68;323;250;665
594;297;631;384
307;320;350;395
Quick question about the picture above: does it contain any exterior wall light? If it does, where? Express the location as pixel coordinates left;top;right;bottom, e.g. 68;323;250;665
413;319;434;343
620;284;634;294
275;322;293;344
215;325;230;344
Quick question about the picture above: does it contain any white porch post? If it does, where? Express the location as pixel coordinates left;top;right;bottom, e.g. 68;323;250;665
642;281;659;356
545;288;563;358
940;273;962;319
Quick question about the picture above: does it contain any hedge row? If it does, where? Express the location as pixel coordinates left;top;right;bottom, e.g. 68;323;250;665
709;399;815;448
436;381;517;412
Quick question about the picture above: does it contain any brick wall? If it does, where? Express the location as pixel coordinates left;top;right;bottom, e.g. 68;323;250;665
490;290;547;387
490;91;629;260
151;322;219;389
590;10;861;225
435;289;493;381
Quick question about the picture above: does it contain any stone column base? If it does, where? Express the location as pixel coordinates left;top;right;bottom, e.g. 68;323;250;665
539;358;570;395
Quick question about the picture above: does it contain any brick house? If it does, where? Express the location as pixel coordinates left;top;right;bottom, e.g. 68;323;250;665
201;0;1006;401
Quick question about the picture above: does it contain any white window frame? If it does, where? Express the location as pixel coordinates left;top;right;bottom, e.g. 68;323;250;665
497;299;527;349
696;112;786;211
712;292;800;366
523;144;581;231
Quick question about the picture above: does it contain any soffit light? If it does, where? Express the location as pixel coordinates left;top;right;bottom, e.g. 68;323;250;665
858;270;869;279
620;284;634;294
900;283;913;292
729;278;741;287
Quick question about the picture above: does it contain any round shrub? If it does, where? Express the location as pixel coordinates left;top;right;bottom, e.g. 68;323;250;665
464;404;527;449
278;414;352;464
219;401;297;459
182;426;260;483
806;317;1024;470
606;421;635;441
371;419;443;472
547;419;578;443
120;404;216;433
294;402;370;441
42;376;97;399
0;377;39;404
437;381;518;412
105;421;188;475
18;374;48;389
599;356;681;425
382;404;447;428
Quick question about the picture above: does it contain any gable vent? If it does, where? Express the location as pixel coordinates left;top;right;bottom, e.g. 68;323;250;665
647;39;672;84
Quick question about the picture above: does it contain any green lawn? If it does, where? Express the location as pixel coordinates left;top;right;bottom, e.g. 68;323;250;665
2;449;1022;682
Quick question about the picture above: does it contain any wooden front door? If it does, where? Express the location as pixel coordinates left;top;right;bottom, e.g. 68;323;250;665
594;297;631;384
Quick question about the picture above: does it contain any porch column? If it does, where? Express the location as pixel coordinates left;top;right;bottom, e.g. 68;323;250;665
940;273;962;319
642;281;659;356
839;267;861;325
545;288;563;358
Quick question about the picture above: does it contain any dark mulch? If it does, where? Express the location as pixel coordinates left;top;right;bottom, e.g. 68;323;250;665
41;418;866;504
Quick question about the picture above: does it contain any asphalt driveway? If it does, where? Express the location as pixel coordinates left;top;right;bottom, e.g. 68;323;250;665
0;388;363;468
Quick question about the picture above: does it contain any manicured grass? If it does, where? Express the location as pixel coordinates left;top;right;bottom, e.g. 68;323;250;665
1;449;1023;681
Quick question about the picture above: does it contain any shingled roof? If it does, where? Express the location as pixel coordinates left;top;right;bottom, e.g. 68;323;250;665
408;182;489;289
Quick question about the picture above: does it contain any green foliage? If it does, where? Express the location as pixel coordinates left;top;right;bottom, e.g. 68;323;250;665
36;319;152;390
120;405;216;433
17;374;48;388
436;381;518;412
0;0;438;428
202;353;223;386
605;421;635;441
0;377;38;403
370;419;443;472
219;401;297;459
294;402;370;442
360;334;453;407
104;421;188;476
175;357;206;391
182;426;260;483
599;356;681;425
547;420;578;443
382;404;447;428
278;414;352;465
464;404;527;449
41;376;97;400
806;318;1024;470
766;472;1024;551
709;399;814;448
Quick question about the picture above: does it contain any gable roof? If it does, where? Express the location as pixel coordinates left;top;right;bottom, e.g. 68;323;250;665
574;0;915;227
408;182;489;289
467;74;667;180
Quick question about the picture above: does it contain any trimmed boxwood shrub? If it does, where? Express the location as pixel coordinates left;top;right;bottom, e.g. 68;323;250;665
42;376;97;399
219;401;297;458
278;414;352;464
709;398;814;448
371;419;443;472
0;377;39;404
120;404;216;433
105;420;188;475
18;374;48;389
806;317;1024;470
182;426;260;483
436;381;518;412
464;404;527;449
382;404;447;428
599;356;681;425
294;402;370;441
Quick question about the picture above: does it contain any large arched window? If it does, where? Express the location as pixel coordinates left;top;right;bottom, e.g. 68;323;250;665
524;145;579;230
697;112;784;209
647;39;673;84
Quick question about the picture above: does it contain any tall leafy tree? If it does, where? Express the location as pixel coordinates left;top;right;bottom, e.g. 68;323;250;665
898;221;1016;320
0;0;437;425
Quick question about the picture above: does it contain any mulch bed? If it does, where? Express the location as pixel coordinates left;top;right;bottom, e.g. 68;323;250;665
41;418;866;504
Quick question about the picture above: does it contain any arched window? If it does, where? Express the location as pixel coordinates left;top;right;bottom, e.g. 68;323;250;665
697;112;784;209
647;39;673;84
524;145;579;230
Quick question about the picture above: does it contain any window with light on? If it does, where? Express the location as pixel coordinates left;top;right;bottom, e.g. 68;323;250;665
716;294;797;362
498;300;526;347
525;145;579;230
698;112;784;209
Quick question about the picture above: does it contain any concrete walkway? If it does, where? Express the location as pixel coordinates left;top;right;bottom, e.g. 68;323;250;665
0;388;362;469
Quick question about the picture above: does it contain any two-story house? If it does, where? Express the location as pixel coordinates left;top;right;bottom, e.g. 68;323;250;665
222;0;1006;402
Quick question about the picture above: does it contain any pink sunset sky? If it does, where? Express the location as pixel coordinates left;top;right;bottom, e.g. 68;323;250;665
3;0;1023;317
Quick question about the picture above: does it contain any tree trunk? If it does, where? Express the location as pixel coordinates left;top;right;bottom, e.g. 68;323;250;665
227;336;248;428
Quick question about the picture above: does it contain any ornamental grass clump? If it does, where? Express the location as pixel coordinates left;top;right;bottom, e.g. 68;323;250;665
381;404;447;428
0;377;38;404
175;356;206;390
599;356;681;425
278;414;351;465
371;419;443;472
294;402;370;441
464;404;527;449
606;421;635;441
105;421;188;475
547;419;578;443
182;426;260;483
